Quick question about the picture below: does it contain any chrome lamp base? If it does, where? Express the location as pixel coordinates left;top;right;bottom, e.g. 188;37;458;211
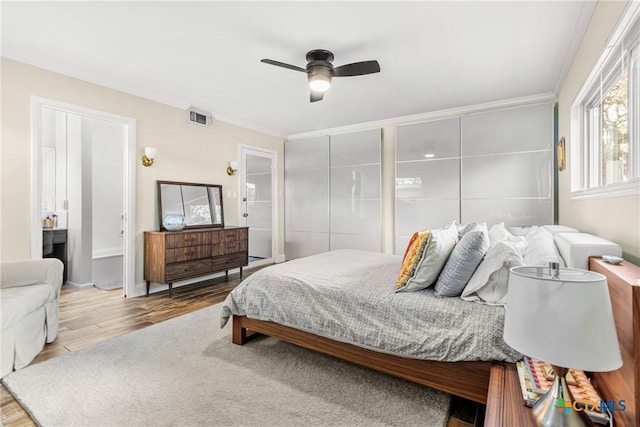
532;367;587;427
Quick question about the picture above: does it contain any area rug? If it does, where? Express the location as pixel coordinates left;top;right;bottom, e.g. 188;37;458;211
3;304;451;427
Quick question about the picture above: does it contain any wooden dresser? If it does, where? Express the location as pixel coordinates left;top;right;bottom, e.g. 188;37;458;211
144;227;248;296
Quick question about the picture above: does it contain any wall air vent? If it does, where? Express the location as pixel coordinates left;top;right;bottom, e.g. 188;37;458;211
187;107;214;128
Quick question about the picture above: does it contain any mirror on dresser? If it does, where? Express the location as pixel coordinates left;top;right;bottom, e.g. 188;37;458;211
157;180;224;230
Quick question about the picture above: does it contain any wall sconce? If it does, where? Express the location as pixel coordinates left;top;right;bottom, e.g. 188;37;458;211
227;161;238;176
557;137;566;171
141;147;157;167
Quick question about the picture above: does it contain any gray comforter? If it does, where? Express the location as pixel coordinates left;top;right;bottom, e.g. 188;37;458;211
221;249;521;362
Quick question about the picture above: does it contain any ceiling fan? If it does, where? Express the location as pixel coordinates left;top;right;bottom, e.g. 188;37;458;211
261;49;380;102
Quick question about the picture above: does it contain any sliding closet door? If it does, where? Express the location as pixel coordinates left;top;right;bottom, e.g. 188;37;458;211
461;103;553;226
395;119;460;254
330;129;381;251
284;136;330;260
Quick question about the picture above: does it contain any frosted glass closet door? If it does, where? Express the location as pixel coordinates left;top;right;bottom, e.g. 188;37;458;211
395;118;460;254
246;154;272;260
330;129;381;251
461;103;553;227
285;136;330;260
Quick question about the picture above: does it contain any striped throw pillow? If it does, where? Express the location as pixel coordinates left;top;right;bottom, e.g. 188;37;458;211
395;229;432;290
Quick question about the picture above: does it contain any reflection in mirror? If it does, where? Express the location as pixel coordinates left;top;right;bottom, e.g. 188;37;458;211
42;147;56;214
157;181;224;230
160;184;184;216
208;187;223;225
182;185;211;226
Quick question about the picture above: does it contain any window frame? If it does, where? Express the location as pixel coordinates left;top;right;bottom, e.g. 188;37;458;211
571;3;640;200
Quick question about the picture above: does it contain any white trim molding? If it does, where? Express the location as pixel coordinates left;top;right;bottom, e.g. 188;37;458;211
30;96;137;298
238;144;279;266
571;178;640;200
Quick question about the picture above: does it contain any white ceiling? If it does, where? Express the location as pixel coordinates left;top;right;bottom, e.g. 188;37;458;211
2;1;595;137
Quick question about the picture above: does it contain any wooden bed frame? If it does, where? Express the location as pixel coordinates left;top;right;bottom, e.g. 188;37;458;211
232;315;492;404
232;256;639;420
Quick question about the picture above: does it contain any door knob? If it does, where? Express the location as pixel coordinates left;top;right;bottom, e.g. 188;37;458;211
242;213;249;218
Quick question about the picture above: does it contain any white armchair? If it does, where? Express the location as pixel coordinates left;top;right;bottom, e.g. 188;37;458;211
1;258;63;377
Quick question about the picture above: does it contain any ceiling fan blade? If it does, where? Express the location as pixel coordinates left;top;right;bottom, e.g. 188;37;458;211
333;60;380;77
261;59;306;72
310;91;324;102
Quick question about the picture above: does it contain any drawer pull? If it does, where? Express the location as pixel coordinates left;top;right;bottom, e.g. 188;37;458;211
183;267;194;272
185;251;196;256
184;238;197;242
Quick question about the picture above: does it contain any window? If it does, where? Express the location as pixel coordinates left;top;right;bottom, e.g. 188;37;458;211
600;70;628;185
571;4;640;198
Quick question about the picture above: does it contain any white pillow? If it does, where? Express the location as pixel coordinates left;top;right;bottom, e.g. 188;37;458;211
488;222;513;248
524;226;566;267
508;226;531;236
461;239;526;305
396;222;458;292
454;220;468;236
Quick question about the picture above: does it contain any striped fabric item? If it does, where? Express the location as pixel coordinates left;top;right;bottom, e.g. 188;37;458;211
395;229;432;290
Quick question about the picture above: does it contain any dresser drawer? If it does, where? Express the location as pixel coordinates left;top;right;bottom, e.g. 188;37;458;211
211;252;247;271
165;259;211;282
209;230;222;244
225;240;248;254
222;228;247;242
166;245;211;263
165;232;211;248
212;240;248;255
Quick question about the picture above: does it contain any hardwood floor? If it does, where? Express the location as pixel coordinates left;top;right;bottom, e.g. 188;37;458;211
1;268;484;426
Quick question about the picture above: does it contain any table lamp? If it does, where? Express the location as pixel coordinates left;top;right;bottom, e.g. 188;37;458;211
503;263;622;427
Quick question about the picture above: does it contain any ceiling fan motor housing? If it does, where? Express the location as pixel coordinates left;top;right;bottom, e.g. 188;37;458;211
308;62;333;80
306;49;334;63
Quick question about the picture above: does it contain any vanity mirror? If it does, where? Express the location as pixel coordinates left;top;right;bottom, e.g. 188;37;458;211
157;180;224;230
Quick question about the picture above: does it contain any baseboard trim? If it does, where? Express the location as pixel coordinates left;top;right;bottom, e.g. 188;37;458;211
65;281;94;290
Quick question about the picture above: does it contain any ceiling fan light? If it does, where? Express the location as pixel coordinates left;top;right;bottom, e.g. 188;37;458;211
309;74;331;92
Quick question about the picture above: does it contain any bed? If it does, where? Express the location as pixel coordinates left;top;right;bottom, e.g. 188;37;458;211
221;229;634;409
221;249;507;403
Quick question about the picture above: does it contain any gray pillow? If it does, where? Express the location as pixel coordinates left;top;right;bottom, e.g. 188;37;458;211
457;222;479;240
434;229;489;298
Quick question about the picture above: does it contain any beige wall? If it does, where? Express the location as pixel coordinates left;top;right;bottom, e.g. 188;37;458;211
1;58;285;285
558;1;640;260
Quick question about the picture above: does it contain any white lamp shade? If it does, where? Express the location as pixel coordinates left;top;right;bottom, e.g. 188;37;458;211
144;147;157;159
504;266;622;372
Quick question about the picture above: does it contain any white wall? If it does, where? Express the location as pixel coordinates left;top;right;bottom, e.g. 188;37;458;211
557;0;640;260
0;58;285;288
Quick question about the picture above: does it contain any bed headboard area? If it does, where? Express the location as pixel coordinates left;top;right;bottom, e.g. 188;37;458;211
589;257;640;427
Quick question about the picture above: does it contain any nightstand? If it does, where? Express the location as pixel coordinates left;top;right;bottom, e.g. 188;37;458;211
484;363;537;426
485;364;599;427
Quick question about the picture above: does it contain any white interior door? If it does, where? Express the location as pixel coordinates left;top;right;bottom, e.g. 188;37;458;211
240;146;276;266
32;97;136;297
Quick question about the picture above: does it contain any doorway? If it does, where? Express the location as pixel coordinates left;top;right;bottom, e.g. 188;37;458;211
239;145;277;267
31;97;136;297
